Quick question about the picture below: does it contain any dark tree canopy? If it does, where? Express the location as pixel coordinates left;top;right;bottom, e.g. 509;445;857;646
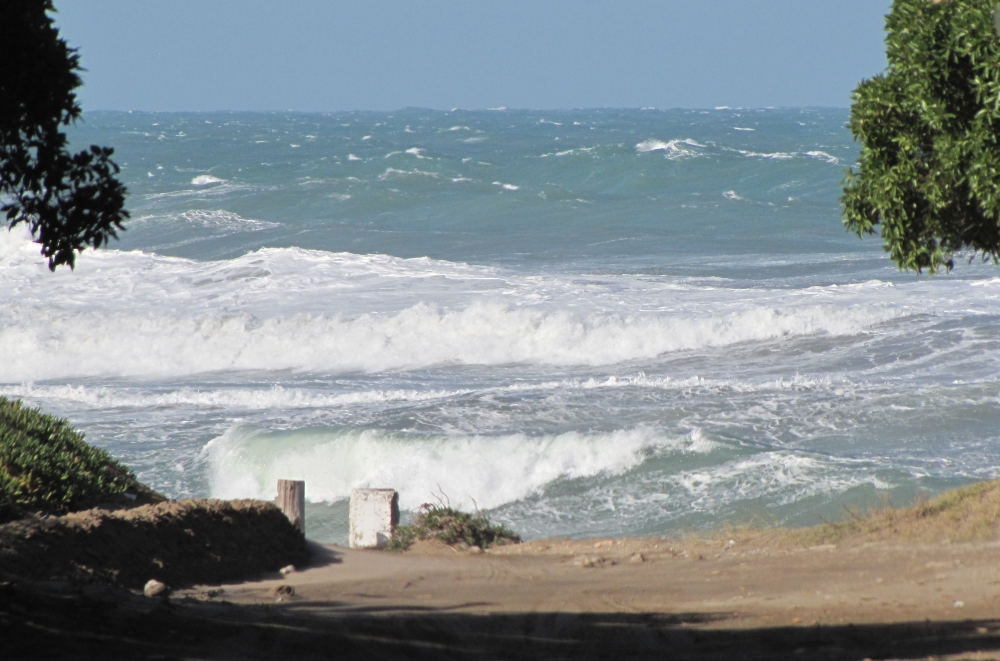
0;0;128;271
843;0;1000;273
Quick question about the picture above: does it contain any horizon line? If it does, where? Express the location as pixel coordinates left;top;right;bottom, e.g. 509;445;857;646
81;105;853;114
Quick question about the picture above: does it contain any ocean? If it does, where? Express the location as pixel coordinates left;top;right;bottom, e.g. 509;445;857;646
2;107;999;543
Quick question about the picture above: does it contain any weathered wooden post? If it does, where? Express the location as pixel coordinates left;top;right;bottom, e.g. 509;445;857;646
276;479;305;534
349;489;399;549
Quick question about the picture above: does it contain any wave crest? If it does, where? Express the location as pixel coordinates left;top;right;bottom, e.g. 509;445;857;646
201;425;706;510
0;300;899;381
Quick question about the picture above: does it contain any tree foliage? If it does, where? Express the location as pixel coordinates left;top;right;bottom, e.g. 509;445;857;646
0;0;128;271
844;0;1000;273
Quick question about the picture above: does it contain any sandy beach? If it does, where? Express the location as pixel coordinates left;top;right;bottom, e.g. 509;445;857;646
9;533;1000;660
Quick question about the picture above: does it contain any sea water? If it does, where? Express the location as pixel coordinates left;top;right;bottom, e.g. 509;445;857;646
3;108;1000;543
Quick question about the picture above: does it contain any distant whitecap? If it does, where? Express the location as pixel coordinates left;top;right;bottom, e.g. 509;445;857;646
191;174;225;186
805;151;840;165
635;139;704;159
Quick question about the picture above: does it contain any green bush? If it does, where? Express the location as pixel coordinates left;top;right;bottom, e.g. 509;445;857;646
0;396;138;522
389;505;521;551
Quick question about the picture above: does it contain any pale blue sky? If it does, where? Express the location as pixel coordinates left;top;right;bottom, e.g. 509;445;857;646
55;0;892;111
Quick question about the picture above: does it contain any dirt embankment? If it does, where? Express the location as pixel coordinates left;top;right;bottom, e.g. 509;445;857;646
0;499;309;589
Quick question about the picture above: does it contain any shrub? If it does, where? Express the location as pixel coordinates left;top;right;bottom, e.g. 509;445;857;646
389;505;521;551
0;396;138;522
843;0;1000;272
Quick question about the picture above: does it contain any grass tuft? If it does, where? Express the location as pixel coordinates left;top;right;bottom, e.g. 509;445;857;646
388;505;521;551
0;396;140;523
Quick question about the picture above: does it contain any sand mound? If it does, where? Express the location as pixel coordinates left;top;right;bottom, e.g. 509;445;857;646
0;499;309;589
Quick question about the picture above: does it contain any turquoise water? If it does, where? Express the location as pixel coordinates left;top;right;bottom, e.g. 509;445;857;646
2;108;999;542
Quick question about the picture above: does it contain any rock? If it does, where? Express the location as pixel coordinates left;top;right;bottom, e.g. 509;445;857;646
468;545;483;554
143;579;167;598
808;544;837;552
629;553;646;563
279;564;295;576
270;584;294;597
573;555;605;569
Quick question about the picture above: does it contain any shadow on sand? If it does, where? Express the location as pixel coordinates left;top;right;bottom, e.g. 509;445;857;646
3;580;1000;660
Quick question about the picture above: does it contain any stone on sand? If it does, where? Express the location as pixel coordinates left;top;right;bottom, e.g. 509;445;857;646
143;579;167;598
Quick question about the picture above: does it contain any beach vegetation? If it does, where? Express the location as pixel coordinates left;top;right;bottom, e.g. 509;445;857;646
0;396;139;523
843;0;1000;272
388;504;522;551
726;479;1000;548
0;0;129;271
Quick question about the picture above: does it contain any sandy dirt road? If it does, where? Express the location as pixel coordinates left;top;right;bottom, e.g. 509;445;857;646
185;537;1000;659
9;536;1000;659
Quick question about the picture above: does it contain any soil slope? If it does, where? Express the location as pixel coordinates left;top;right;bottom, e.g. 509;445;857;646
0;499;309;589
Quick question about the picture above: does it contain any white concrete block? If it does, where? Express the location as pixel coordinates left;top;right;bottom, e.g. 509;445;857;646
349;488;399;549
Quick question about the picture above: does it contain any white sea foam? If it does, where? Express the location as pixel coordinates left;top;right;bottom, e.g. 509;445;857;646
0;372;855;412
379;168;439;180
202;425;705;510
506;449;895;538
134;210;280;232
806;151;840;165
0;234;918;382
191;175;225;186
723;190;745;201
0;225;35;262
0;383;464;410
672;452;892;511
736;150;795;160
539;147;595;158
0;295;903;381
144;181;261;201
635;139;704;159
552;372;848;396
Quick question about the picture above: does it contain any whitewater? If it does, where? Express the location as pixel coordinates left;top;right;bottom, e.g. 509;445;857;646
3;107;1000;542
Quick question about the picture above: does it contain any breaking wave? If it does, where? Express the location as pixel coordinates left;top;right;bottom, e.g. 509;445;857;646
201;425;713;510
